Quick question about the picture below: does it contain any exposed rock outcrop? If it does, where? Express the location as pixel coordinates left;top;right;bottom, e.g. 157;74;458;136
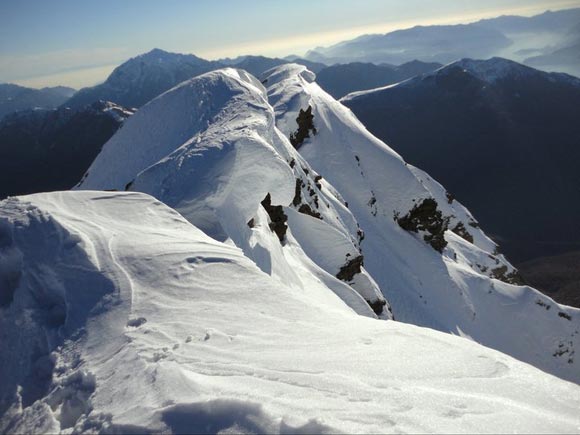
397;198;449;252
289;106;316;149
261;193;288;242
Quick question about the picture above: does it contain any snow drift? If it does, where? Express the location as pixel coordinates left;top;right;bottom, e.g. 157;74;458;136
1;191;579;433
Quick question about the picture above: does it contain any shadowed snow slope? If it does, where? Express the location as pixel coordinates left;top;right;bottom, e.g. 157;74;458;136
263;64;580;384
1;191;580;433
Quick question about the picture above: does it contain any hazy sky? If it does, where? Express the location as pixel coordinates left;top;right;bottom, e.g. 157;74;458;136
1;0;579;88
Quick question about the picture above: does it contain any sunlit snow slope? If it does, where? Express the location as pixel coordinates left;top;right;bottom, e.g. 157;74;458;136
263;64;580;384
77;65;579;385
78;68;388;320
1;191;579;433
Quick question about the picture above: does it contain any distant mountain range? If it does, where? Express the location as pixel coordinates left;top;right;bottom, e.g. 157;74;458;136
476;8;580;34
219;55;326;76
2;50;580;430
305;8;580;77
0;84;75;121
0;101;133;199
66;50;325;110
65;49;222;109
306;24;511;65
316;60;441;98
342;57;580;278
2;44;580;310
523;21;580;77
0;49;395;202
0;49;440;121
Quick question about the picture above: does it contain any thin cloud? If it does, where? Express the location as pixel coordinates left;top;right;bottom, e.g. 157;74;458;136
0;47;131;83
196;0;580;59
13;64;119;89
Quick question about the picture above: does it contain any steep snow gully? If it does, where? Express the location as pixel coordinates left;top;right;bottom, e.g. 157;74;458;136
1;65;579;433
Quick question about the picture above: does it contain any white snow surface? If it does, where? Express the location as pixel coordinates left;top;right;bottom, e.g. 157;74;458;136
1;191;580;434
78;67;387;319
262;64;580;384
78;64;580;384
4;64;580;432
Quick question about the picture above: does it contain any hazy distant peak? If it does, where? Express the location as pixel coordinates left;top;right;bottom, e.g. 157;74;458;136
64;49;220;109
145;47;171;56
342;57;580;102
124;48;207;66
0;83;77;120
444;57;580;85
449;57;535;82
40;85;76;94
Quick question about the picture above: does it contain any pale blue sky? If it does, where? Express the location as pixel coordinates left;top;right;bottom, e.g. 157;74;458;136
1;0;579;88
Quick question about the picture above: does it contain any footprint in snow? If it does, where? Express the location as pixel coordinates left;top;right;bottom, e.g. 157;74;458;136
126;317;147;328
186;256;233;265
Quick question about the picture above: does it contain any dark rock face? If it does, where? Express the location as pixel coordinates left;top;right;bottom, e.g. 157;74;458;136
292;176;322;220
0;101;133;199
344;58;580;263
451;222;474;244
261;193;288;242
336;255;364;282
366;299;387;316
314;175;323;189
491;265;525;286
289;106;316;149
292;178;302;206
335;255;388;316
298;204;321;220
396;198;448;253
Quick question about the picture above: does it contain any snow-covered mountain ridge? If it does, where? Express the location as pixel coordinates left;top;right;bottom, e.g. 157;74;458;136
343;56;580;100
65;49;222;109
340;57;580;287
263;64;579;381
1;191;579;433
0;84;76;121
76;64;580;383
2;64;580;432
77;67;387;319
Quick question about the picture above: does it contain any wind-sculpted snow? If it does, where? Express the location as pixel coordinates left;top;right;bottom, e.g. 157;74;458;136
78;68;387;318
1;191;580;433
76;64;579;383
263;64;580;383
